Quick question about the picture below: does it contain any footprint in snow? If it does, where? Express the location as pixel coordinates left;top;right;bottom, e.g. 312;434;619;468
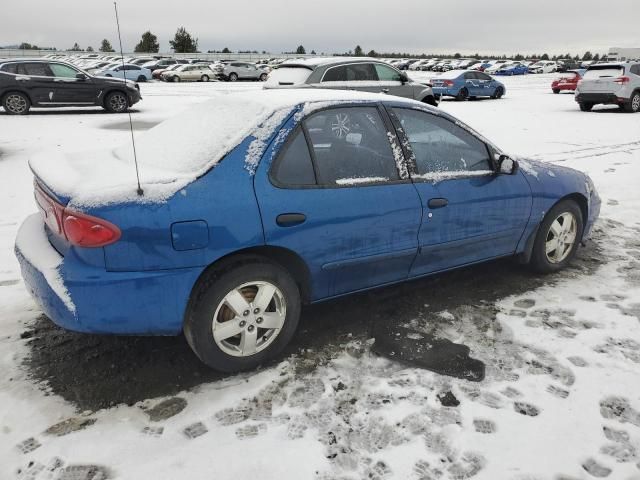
16;437;41;454
141;425;164;437
600;396;640;427
582;458;612;477
183;422;208;439
546;385;570;399
473;419;496;434
513;401;540;417
513;299;536;309
235;423;267;440
567;356;588;367
214;405;251;426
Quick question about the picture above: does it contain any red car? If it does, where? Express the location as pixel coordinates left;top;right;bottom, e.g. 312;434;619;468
551;70;583;94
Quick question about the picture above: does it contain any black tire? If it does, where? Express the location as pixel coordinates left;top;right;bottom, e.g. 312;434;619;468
259;73;268;82
552;89;560;94
423;96;438;107
529;199;584;274
103;91;129;113
491;87;504;99
579;102;594;112
173;76;181;83
201;74;210;82
228;72;238;82
456;87;468;101
2;91;31;115
184;258;301;372
137;75;147;82
623;91;640;113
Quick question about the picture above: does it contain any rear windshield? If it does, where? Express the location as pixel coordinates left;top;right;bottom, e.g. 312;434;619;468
583;66;624;79
264;67;311;87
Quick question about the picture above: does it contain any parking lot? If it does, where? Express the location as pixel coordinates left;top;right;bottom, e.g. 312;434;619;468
2;73;640;479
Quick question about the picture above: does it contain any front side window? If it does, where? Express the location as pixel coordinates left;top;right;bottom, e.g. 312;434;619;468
393;108;492;177
304;107;400;185
272;128;316;186
49;64;78;78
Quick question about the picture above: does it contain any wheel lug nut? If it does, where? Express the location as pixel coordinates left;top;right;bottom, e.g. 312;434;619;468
239;320;246;327
243;310;250;317
253;308;260;314
248;325;255;332
256;317;263;324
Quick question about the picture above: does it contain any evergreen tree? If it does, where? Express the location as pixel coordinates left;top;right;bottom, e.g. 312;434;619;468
222;47;231;53
354;45;364;56
295;45;306;54
86;46;94;52
593;53;600;62
540;53;549;60
134;31;159;53
169;27;198;53
367;50;378;57
70;42;82;51
99;39;114;52
582;51;593;61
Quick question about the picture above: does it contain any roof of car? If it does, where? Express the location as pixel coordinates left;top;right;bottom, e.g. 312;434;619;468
279;56;383;69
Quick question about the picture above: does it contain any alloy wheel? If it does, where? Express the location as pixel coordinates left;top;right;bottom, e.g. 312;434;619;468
545;212;577;263
5;94;28;114
632;94;640;112
108;93;127;112
211;281;286;357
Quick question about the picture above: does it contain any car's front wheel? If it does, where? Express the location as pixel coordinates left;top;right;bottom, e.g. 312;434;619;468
104;91;128;113
2;92;31;115
137;75;147;82
201;74;210;82
259;73;268;81
579;102;594;112
456;87;468;101
491;86;504;99
624;92;640;113
530;199;583;273
552;89;560;94
184;259;301;372
228;72;238;82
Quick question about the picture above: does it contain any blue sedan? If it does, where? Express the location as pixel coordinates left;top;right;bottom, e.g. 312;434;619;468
496;63;529;76
431;70;506;100
15;90;600;372
94;63;152;82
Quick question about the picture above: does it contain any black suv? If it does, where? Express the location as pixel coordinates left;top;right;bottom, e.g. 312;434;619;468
0;59;142;115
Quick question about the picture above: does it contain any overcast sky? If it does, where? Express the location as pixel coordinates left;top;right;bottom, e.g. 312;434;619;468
2;0;638;55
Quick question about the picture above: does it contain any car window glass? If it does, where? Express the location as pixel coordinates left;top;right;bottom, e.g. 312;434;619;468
304;107;399;185
477;72;491;81
464;72;476;80
631;65;640;75
322;65;347;82
345;63;377;81
374;64;402;81
23;63;53;76
393;108;492;175
49;64;78;77
0;63;18;74
272;128;316;186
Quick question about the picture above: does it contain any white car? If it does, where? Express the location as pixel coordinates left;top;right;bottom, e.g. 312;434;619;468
529;61;558;74
162;64;215;82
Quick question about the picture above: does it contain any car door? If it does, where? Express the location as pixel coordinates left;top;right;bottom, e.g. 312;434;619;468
13;62;57;105
48;63;97;104
373;63;417;98
254;105;424;300
463;71;482;96
475;72;496;96
386;107;532;276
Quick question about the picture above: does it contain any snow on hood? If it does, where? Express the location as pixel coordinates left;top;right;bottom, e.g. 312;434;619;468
29;89;409;208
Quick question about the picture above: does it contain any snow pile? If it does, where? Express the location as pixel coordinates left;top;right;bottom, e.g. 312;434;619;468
263;67;313;88
335;177;389;185
14;214;75;313
413;170;494;183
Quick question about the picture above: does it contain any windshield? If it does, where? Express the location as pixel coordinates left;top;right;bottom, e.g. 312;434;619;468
583;67;624;79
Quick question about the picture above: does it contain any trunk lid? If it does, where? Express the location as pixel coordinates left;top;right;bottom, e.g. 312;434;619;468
579;65;626;92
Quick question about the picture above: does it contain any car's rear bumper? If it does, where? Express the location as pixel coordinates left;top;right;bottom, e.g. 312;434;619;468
15;214;201;335
431;87;457;97
576;92;624;105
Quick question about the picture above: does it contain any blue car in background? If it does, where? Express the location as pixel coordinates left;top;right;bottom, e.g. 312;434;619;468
431;70;506;100
95;63;152;82
496;63;529;76
15;90;599;372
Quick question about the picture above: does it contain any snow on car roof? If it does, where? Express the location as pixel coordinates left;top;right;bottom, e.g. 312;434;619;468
30;89;417;207
280;56;379;68
434;69;469;79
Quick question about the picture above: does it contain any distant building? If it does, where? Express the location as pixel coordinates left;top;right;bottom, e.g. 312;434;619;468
606;47;640;61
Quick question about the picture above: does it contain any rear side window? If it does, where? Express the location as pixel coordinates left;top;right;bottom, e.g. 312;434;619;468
0;63;18;73
272;128;316;186
322;65;347;82
304;107;400;185
323;64;377;82
22;63;53;76
630;65;640;75
583;67;624;79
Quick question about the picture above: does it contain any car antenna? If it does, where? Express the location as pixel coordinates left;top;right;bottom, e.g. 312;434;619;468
113;1;143;196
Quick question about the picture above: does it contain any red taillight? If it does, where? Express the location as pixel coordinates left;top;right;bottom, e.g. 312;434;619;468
62;211;121;247
613;76;630;84
34;182;120;248
443;80;454;87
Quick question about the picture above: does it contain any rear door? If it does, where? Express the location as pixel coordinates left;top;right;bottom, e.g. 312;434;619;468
463;71;482;96
387;107;532;276
254;105;425;300
475;71;497;96
15;62;57;105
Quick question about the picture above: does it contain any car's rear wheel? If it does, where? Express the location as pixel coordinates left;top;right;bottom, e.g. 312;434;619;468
201;74;210;82
184;259;301;372
228;72;238;82
173;76;181;82
456;87;468;101
491;87;504;99
529;199;583;273
579;102;594;112
137;75;147;82
624;92;640;113
552;89;560;94
104;91;128;113
259;73;268;81
3;92;30;115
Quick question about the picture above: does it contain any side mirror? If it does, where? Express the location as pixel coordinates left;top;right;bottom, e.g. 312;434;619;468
399;72;409;84
497;154;518;175
75;73;88;80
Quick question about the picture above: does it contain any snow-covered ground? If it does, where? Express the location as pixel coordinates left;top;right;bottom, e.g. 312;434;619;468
1;74;640;480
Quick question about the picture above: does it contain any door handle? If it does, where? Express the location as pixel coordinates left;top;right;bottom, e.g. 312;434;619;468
381;88;389;93
276;213;306;227
427;198;448;208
